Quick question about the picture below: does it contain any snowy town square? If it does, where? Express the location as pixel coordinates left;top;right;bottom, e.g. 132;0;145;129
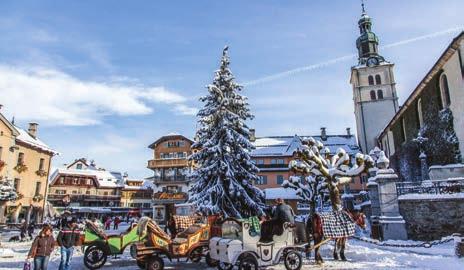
1;1;464;270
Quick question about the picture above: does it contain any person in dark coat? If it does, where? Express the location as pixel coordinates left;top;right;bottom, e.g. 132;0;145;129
260;198;295;242
57;218;80;270
27;225;55;270
27;222;35;239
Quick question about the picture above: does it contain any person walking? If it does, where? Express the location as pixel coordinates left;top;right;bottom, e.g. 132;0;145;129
27;222;35;239
20;219;27;241
27;225;55;270
57;218;80;270
113;216;120;230
104;217;111;230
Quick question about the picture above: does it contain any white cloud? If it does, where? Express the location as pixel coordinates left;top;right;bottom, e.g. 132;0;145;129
0;65;195;125
173;104;198;116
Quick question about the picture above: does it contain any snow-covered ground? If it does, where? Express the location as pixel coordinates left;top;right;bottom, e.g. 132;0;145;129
1;230;463;270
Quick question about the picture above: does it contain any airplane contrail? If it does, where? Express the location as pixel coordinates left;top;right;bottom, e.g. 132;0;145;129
243;26;463;86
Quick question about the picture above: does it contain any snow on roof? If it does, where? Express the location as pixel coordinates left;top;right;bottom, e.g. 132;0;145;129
123;179;155;190
50;167;123;188
14;126;58;154
251;134;360;157
264;187;299;200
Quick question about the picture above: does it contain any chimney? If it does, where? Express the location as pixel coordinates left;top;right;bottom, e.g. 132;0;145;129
249;128;256;142
0;104;3;111
28;122;39;138
320;127;327;141
346;127;351;136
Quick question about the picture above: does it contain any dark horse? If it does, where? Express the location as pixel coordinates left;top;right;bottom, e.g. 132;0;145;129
306;210;366;264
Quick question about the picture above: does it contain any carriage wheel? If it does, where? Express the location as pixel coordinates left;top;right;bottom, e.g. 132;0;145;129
284;250;302;270
189;246;203;263
238;255;258;270
206;252;218;267
217;261;233;270
83;244;108;270
146;256;164;270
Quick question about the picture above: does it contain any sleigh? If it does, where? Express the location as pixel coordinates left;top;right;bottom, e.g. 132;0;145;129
135;216;219;270
209;217;304;270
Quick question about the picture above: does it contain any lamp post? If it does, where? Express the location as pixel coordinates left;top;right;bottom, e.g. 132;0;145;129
413;132;430;181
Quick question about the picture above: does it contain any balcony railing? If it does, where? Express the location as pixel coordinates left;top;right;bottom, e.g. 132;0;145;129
396;178;464;196
48;194;121;202
256;164;289;169
148;158;188;168
152;176;188;183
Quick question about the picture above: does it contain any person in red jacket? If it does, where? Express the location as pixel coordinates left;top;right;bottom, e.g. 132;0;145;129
27;225;55;270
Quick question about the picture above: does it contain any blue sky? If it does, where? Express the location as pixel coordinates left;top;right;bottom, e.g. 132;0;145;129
0;0;462;178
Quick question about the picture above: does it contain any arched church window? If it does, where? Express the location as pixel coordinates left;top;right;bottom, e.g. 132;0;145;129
368;75;374;85
377;90;383;99
439;73;451;108
370;90;376;100
375;74;381;85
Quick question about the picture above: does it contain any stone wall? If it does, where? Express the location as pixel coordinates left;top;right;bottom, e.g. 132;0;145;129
398;196;464;241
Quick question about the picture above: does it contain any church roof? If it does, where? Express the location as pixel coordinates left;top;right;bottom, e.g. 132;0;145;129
378;31;464;139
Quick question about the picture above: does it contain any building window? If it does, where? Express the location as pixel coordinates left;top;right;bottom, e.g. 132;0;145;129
277;159;285;165
361;175;368;184
375;74;381;85
377;90;383;99
256;175;267;185
256;159;264;165
17;152;25;166
401;118;407;143
271;159;277;165
14;178;20;191
73;178;79;185
103;191;108;196
72;190;77;194
276;175;284;185
439;73;451;108
86;190;90;195
370;90;377;100
417;98;424;129
76;163;83;170
38;158;45;171
368;75;374;85
0;146;3;160
34;182;41;196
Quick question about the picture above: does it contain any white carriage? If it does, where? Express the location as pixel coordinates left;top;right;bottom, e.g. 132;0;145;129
209;218;303;270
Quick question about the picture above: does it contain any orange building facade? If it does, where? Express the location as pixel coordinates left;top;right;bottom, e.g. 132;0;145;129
147;134;193;224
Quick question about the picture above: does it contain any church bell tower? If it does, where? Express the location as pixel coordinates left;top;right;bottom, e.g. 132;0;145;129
350;3;399;153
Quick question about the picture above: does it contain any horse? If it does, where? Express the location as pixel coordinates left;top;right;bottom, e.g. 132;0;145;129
308;210;366;264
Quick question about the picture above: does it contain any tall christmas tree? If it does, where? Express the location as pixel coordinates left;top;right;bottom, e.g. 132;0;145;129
188;46;266;218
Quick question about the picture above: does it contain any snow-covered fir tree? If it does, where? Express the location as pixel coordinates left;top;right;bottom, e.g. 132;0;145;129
0;179;17;223
188;46;266;218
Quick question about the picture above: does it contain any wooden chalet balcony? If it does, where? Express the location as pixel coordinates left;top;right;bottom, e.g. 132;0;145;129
147;158;188;168
48;194;121;202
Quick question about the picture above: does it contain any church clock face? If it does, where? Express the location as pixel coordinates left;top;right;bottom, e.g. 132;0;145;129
367;57;379;66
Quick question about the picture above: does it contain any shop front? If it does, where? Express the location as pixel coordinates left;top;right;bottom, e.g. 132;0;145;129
152;191;188;225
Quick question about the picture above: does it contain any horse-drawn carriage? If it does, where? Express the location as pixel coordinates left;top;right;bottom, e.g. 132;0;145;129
209;218;304;270
82;221;146;269
135;215;219;270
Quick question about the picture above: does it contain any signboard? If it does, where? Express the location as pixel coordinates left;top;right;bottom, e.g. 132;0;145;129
153;192;187;201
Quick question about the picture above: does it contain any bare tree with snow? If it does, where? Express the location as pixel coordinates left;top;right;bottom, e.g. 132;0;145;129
188;46;266;218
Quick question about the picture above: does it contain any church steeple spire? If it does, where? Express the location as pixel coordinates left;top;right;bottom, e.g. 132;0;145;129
355;0;385;65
